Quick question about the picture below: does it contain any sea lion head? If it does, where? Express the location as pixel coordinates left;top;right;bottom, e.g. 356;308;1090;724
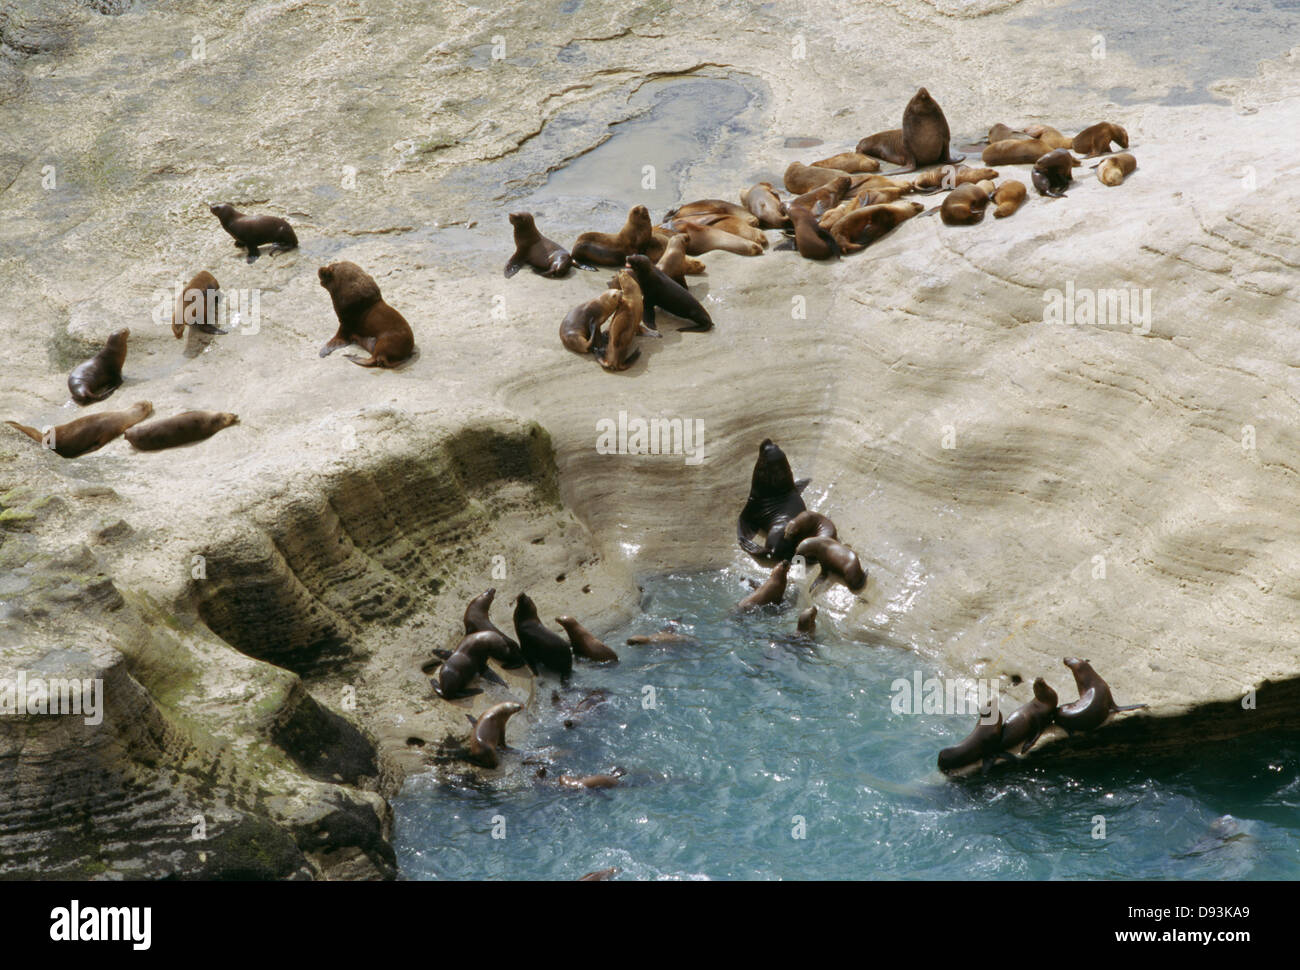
1032;677;1058;706
318;260;381;307
213;412;240;430
1063;657;1096;689
752;438;797;494
513;592;539;623
209;203;235;222
913;87;932;104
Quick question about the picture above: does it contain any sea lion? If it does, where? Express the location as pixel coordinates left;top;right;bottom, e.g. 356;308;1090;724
737;438;810;560
812;151;880;174
624;254;713;332
67;329;128;405
849;174;914;195
463;587;526;668
572;205;653;266
626;627;698;645
555;615;619;663
318;261;416;367
599;269;646;372
985;123;1030;144
1072;122;1128;157
558;772;622;789
992;180;1027;218
856;87;963;174
209;203;297;255
171;271;226;339
463;701;523;768
909;165;999;194
788;176;851;217
655;233;707;287
1095;152;1137;186
741;181;790;229
1022;124;1073;150
831;201;924;254
939;181;992;226
560;288;620;355
937;709;1004;773
513;593;573;680
577;867;619;881
424;631;512;699
738;560;790;610
6;401;153;459
665;214;768;248
504;212;572;278
998;678;1058;755
784;205;841;260
664;199;758;225
124;410;238;451
795;536;867;593
673;222;763;257
1032;148;1077;197
784;510;838;546
981;138;1053;166
1055;658;1147;734
784;161;849;195
796;605;817;636
817;196;860;232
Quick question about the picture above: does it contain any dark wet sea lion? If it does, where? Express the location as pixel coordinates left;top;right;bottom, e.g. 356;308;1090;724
424;631;512;699
664;199;757;225
171;271;225;339
626;627;698;645
785;205;840;260
857;87;963;174
555;615;619;663
68;328;128;405
209;203;297;255
463;701;523;768
560;288;620;355
981;138;1053;166
578;867;619;881
1032;148;1077;197
656;233;706;287
939;181;993;226
504;212;572;278
812;151;880;173
599;269;647;372
6;401;153;458
992;180;1027;218
796;605;817;636
937;708;1004;773
795;536;867;593
999;678;1058;755
124;410;238;451
318;261;416;367
737;439;811;560
573;205;653;266
831;201;924;254
1055;657;1147;734
513;593;573;679
1096;152;1137;186
738;561;790;610
624;254;712;332
1072;122;1128;157
559;772;622;789
463;587;525;667
741;182;790;229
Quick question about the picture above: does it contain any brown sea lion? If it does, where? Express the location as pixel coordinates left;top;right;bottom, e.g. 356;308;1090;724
812;151;880;173
796;605;817;636
665;214;768;247
986;123;1030;143
781;205;840;260
673;222;763;257
504;212;572;278
817;196;861;232
6;401;153;459
788;176;851;217
795;536;867;593
784;161;849;195
572;205;653;266
560;288;620;355
577;867;619;881
124;410;238;451
855;128;905;164
982;138;1053;165
999;678;1058;755
463;701;523;768
171;271;225;339
209;203;297;255
741;181;790;229
463;587;526;668
992;180;1027;218
656;233;706;287
599;269;646;371
784;510;838;548
68;329;128;405
1055;658;1147;734
626;628;698;645
555;615;619;663
318;261;416;367
1032;148;1078;197
1072;122;1128;157
664;199;758;225
849;174;914;194
738;560;790;610
909;165;999;194
831;201;924;254
939;181;993;226
513;592;573;680
559;773;622;789
423;631;512;699
1095;152;1137;186
1022;124;1073;150
937;709;1004;773
855;87;963;174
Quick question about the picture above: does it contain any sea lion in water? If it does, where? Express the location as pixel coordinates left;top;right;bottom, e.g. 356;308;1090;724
172;271;226;339
784;161;849;195
463;701;523;768
555;615;619;663
664;199;758;225
856;87;963;174
463;587;525;668
1072;122;1128;157
998;678;1058;755
504;212;572;278
624;254;713;332
795;536;867;593
67;329;128;405
738;561;790;610
209;203;297;256
811;151;880;174
992;180;1027;218
318;261;416;367
981;138;1054;166
1055;658;1147;734
560;288;620;355
909;165;999;194
6;401;153;459
626;626;698;645
796;605;817;636
785;205;841;260
937;709;1004;773
656;233;707;287
1032;148;1077;197
831;201;924;254
1095;152;1137;186
599;269;647;372
572;205;653;266
513;593;573;680
124;410;238;451
737;438;811;560
577;867;619;881
939;181;993;226
424;631;512;699
741;181;790;229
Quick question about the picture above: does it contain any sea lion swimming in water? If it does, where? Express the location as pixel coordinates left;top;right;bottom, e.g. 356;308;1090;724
626;624;698;646
504;212;572;278
555;615;619;663
737;438;811;560
463;588;525;667
737;561;790;610
67;329;128;405
796;605;817;636
855;87;964;174
6;401;153;459
1055;658;1147;734
998;678;1058;755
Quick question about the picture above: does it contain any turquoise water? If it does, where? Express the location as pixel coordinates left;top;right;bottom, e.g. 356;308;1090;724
393;571;1300;880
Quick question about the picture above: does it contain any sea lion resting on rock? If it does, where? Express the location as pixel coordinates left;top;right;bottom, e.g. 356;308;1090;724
318;261;416;367
1032;149;1078;197
939;181;994;226
6;401;153;459
981;138;1054;166
423;631;512;699
737;438;810;560
738;561;790;610
781;510;837;557
784;161;850;195
124;410;238;451
555;615;619;663
68;329;128;405
741;181;790;229
504;212;572;278
1095;153;1137;186
665;214;768;248
664;199;757;225
831;201;924;254
992;180;1027;218
560;288;620;355
572;205;653;267
855;87;964;174
673;222;762;257
209;203;297;255
795;536;867;593
811;151;880;174
462;701;523;768
788;176;851;217
656;233;707;287
784;205;840;260
1054;658;1147;734
1022;124;1073;150
909;165;999;194
1072;122;1128;157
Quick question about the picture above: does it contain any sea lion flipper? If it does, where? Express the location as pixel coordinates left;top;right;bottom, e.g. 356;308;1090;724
5;421;43;443
1112;703;1148;712
319;336;348;358
1020;731;1043;755
737;514;766;556
643;303;656;328
808;569;829;595
794;478;811;493
480;667;507;686
504;256;524;278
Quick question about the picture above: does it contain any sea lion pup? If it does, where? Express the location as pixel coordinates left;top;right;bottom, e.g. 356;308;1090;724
560;288;620;355
795;536;867;593
673;222;763;257
737;439;811;558
780;509;838;558
124;410;238;451
578;867;619;881
572;204;653;266
624;254;713;332
856;87;963;174
788;176;851;217
664;199;758;225
992;179;1027;218
513;592;573;680
909;164;999;194
6;401;153;459
463;587;526;668
656;233;706;287
423;631;512;699
796;605;817;636
939;181;993;226
937;708;1004;774
555;615;619;663
1072;121;1128;157
1055;657;1148;734
67;328;128;404
831;201;924;254
1021;124;1073;150
784;161;850;195
599;269;647;372
998;678;1058;756
665;214;768;248
811;151;880;173
462;701;523;768
817;196;860;232
741;181;790;229
317;261;416;367
209;203;297;255
782;206;840;260
981;138;1053;165
737;560;790;610
985;122;1031;144
171;271;226;339
1032;148;1078;197
1095;152;1137;186
504;212;572;278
